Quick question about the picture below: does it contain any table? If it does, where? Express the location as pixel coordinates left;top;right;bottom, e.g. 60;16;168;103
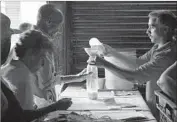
45;84;157;122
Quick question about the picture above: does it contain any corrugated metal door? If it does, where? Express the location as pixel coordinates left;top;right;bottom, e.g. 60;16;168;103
69;1;177;76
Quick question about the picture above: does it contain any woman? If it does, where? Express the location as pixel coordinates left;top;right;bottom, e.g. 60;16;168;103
3;30;71;110
1;13;72;122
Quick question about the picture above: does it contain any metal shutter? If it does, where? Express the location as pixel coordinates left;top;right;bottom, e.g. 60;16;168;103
69;1;177;76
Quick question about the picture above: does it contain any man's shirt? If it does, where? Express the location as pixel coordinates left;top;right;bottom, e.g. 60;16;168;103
36;53;55;89
35;52;56;101
33;27;57;101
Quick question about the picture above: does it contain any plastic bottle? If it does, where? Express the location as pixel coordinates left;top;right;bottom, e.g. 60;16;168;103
86;63;98;100
85;37;101;100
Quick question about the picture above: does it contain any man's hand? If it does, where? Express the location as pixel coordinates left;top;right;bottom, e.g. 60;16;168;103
76;68;93;82
54;98;72;110
77;68;92;76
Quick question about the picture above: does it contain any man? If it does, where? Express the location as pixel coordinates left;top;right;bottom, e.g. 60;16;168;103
88;10;177;119
33;4;91;102
1;13;72;122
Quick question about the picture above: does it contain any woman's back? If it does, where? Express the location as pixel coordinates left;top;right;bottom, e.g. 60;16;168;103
3;60;34;110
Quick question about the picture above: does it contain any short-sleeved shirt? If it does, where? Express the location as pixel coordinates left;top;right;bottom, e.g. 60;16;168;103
137;40;176;83
135;40;176;115
36;53;55;89
35;52;56;102
33;27;57;102
3;60;34;110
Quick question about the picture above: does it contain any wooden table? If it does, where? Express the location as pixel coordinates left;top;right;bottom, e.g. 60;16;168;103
45;84;157;122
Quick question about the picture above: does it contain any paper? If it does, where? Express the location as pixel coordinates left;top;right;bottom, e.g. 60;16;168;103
45;111;147;122
90;111;146;120
113;91;138;96
33;95;50;108
60;89;114;98
104;98;137;109
68;98;110;111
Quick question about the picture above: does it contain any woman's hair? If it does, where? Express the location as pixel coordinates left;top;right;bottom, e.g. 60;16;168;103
15;29;54;59
148;10;177;30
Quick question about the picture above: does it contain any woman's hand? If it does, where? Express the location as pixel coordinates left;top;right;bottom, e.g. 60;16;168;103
54;98;72;110
99;44;115;57
87;55;106;68
23;98;72;122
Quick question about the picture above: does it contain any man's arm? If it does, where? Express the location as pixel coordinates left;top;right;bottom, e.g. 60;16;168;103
60;74;89;84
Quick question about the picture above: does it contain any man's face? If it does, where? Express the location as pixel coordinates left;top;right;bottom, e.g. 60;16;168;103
146;17;166;44
46;12;63;37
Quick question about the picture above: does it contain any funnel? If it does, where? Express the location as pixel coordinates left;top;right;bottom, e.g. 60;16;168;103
84;48;98;57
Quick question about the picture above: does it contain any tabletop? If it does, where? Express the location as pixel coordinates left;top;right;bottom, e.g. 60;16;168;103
44;84;157;122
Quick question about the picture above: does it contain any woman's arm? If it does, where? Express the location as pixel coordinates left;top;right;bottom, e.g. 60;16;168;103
24;98;72;122
99;44;145;68
55;68;92;84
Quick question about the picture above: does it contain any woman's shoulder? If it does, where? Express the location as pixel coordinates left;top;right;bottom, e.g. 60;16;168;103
6;60;31;80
